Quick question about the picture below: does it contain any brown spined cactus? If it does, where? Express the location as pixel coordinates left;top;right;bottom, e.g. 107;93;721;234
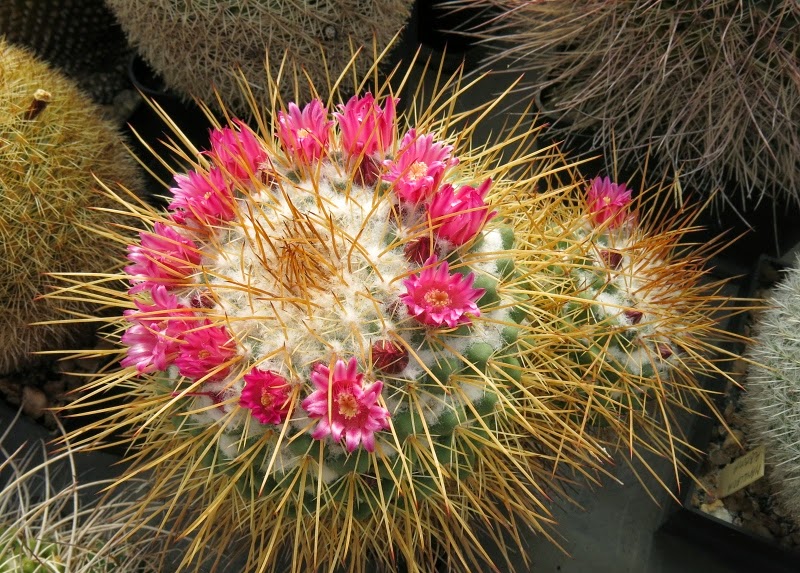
106;0;415;115
461;0;800;210
0;39;141;374
0;0;134;105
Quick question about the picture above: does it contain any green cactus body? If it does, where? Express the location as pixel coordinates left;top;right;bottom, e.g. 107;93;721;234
51;73;617;570
0;40;141;373
0;533;65;573
554;222;675;409
106;0;414;113
743;255;800;526
516;175;732;463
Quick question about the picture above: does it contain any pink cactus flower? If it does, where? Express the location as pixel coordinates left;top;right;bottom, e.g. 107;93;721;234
301;358;390;453
207;121;268;181
335;93;397;158
240;368;292;424
125;222;201;293
174;322;238;381
121;285;192;373
428;178;496;246
168;168;236;225
277;99;332;164
383;129;458;204
400;256;484;328
586;176;632;228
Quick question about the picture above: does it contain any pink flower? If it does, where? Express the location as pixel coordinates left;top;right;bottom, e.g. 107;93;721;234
125;222;200;293
586;176;632;228
335;93;397;158
121;286;192;373
400;256;484;328
277;99;332;164
207;121;268;181
174;322;238;381
428;178;496;246
301;358;390;453
168;168;235;225
240;368;292;424
383;129;458;204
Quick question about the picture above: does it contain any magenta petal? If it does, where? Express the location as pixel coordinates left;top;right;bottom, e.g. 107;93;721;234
345;428;363;453
301;357;390;452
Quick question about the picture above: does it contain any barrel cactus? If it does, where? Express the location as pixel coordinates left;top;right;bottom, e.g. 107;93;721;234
463;0;800;208
528;175;736;483
0;40;141;374
742;255;800;525
0;0;133;105
105;0;414;114
53;52;738;571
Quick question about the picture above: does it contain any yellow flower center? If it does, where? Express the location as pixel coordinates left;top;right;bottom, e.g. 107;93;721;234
408;161;427;181
424;289;450;309
603;196;612;205
198;350;211;360
297;128;310;139
337;392;361;419
260;389;274;408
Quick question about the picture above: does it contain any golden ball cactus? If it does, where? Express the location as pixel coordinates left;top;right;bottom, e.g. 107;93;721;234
0;40;141;373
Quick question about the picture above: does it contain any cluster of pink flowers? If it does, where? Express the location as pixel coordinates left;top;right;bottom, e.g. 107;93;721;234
121;94;501;451
274;96;495;329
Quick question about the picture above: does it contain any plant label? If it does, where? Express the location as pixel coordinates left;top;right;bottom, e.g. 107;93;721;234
717;445;765;498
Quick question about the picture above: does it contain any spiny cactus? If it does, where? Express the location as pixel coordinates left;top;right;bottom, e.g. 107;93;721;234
0;414;167;573
0;40;141;374
462;0;800;209
106;0;414;114
51;51;737;572
742;255;800;525
526;175;738;486
0;0;133;105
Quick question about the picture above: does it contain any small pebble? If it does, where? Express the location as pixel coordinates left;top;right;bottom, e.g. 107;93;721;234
21;386;47;419
721;429;744;455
